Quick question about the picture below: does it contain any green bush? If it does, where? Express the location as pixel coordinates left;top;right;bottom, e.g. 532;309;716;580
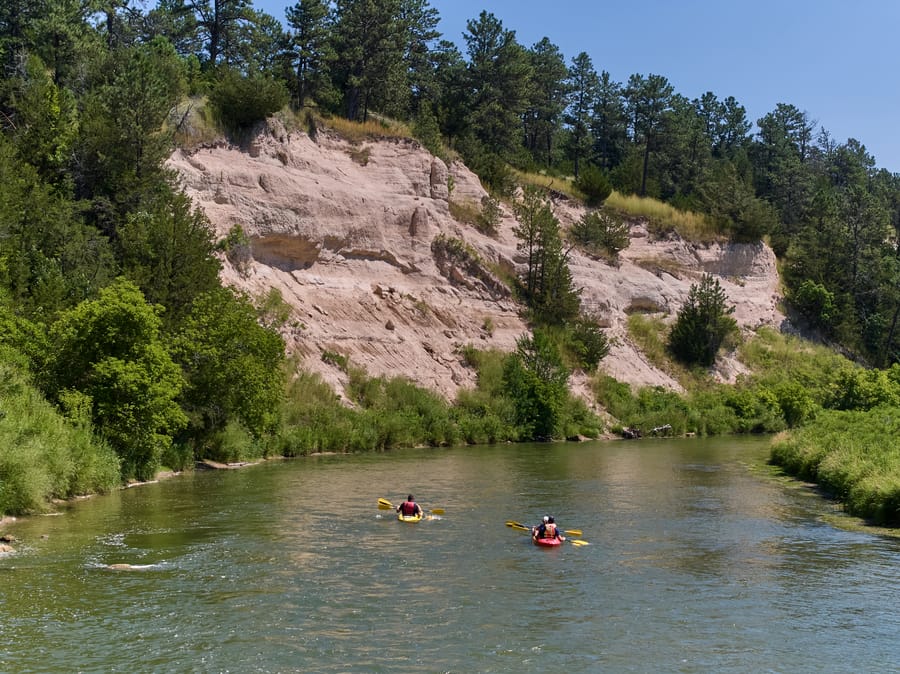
570;209;630;257
208;69;289;131
574;165;613;206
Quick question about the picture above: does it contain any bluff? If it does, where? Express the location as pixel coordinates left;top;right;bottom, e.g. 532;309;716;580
168;120;784;404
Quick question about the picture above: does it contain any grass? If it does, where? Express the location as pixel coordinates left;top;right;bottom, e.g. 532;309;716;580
770;407;900;526
322;114;414;143
0;347;120;516
605;191;721;242
511;168;583;200
169;96;223;149
625;314;673;374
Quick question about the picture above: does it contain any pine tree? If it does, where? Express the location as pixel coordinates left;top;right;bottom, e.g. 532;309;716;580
668;274;737;366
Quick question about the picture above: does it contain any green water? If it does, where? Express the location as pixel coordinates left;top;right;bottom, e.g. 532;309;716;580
2;437;899;673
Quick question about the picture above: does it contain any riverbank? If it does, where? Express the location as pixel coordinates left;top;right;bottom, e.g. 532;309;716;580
770;406;900;527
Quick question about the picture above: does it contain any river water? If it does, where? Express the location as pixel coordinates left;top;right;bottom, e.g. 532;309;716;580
2;436;898;673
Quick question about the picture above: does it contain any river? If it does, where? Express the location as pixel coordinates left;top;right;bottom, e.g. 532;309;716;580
2;436;898;673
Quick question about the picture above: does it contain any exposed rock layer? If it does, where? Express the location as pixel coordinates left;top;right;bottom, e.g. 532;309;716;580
168;121;783;400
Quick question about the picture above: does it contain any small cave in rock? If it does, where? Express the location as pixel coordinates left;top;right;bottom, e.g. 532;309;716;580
251;234;321;271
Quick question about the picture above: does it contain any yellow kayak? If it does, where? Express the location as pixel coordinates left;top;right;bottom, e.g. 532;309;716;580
397;512;424;523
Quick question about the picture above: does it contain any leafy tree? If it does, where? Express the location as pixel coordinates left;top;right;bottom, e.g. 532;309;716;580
502;329;570;439
172;287;285;451
40;279;187;481
668;273;738;366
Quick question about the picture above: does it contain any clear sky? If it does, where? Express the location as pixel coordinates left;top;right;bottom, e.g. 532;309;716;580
255;0;900;174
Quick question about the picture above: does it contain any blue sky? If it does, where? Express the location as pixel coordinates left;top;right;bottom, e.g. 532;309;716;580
254;0;900;174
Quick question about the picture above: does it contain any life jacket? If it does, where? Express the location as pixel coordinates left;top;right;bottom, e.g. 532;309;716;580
543;523;558;539
400;501;418;516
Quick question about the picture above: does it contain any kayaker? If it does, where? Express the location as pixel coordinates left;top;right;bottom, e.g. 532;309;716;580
397;495;423;518
532;515;550;539
534;515;565;542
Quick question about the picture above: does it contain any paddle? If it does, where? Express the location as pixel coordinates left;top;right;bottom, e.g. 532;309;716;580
378;498;444;515
505;520;531;532
505;520;582;537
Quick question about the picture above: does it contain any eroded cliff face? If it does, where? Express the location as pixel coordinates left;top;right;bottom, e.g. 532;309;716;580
168;119;783;402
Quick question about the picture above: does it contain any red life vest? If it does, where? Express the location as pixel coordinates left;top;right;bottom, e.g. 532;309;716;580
543;523;558;539
400;501;418;516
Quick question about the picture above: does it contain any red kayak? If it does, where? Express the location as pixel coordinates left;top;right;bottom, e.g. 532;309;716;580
532;535;562;547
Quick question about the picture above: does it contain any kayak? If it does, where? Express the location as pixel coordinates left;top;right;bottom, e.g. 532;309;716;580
532;535;562;547
398;512;424;523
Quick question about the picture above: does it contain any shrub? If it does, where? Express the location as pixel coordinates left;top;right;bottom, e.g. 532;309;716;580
574;165;613;206
570;209;630;257
790;279;836;330
208;68;288;131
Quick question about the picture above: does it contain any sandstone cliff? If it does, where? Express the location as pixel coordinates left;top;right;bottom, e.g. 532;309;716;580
168;120;783;403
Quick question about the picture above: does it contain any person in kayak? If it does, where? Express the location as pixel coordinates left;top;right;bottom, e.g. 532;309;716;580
532;515;549;539
397;495;423;518
533;515;565;542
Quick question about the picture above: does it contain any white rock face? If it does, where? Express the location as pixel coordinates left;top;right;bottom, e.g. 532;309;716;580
168;120;784;400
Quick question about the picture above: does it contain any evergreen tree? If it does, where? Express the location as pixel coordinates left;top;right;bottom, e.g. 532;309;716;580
463;11;531;158
330;0;405;121
624;73;674;197
523;37;568;167
285;0;334;108
512;186;580;325
668;274;738;366
591;70;627;171
564;51;597;179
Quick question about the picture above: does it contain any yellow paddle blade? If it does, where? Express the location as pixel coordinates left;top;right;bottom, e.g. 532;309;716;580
429;508;445;515
570;539;590;546
505;521;531;531
563;529;583;537
378;498;393;509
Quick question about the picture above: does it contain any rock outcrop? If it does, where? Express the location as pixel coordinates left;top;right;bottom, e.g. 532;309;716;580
168;120;783;401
